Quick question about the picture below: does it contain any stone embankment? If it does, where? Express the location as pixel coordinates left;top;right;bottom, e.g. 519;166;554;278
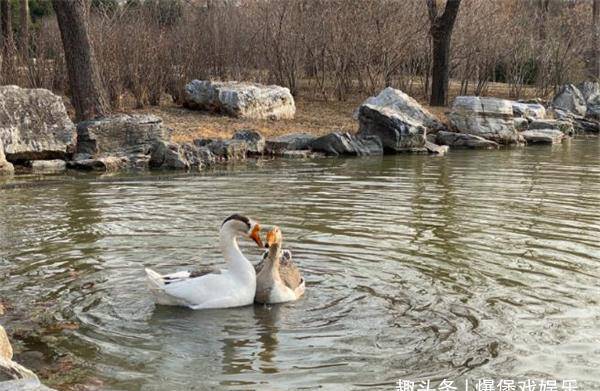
1;81;599;177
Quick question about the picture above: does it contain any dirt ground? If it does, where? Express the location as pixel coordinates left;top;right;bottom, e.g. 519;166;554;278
128;81;538;144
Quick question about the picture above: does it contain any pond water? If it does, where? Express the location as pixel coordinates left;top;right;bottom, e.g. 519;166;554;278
1;137;599;390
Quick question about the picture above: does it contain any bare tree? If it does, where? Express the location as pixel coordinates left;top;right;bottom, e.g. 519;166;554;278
52;0;109;121
427;0;461;106
593;0;599;80
1;0;13;53
19;0;29;57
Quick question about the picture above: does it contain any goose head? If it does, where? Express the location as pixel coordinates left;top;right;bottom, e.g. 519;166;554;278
265;226;282;249
221;214;263;247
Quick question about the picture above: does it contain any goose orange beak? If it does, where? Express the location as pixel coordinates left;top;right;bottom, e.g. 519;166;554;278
250;224;263;248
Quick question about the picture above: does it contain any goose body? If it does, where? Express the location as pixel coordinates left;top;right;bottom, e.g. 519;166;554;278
145;215;263;310
255;227;305;304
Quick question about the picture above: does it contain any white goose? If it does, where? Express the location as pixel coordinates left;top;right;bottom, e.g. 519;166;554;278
145;214;263;310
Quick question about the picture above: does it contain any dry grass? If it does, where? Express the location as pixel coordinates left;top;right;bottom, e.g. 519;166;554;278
131;95;362;143
123;80;540;143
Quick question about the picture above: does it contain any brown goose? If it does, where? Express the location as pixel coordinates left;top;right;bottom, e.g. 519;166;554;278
254;226;305;304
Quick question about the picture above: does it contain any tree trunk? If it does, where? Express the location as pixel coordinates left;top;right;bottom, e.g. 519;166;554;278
52;0;108;121
593;0;600;80
19;0;28;57
427;0;461;107
1;0;13;53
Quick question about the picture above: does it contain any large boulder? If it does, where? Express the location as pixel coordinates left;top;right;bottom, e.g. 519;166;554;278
309;132;383;156
183;80;295;120
449;96;520;144
77;114;169;157
357;88;442;152
578;81;600;120
75;114;170;170
265;133;315;155
232;130;265;155
436;131;499;149
0;139;14;176
0;85;75;161
552;84;587;117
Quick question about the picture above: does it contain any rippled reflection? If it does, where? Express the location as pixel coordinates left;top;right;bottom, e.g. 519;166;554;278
0;138;599;390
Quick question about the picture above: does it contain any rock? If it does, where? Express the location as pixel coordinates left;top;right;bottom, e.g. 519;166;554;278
67;156;128;172
436;131;500;149
0;326;12;361
205;140;247;161
512;101;546;119
149;141;189;170
514;117;529;132
265;133;316;155
77;114;169;157
309;132;383;156
281;150;323;159
584;93;600;120
232;130;265;155
183;80;295;120
0;139;14;176
521;129;565;144
0;85;76;161
28;160;66;174
358;87;446;131
449;96;520;144
552;84;587;117
149;141;214;170
357;88;443;152
578;81;599;102
529;119;574;136
549;108;600;133
425;141;449;155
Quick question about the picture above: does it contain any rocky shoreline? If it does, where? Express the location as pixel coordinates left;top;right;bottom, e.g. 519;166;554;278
0;81;599;179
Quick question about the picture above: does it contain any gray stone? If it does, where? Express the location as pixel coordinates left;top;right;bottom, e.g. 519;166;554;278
28;160;66;174
436;131;500;149
149;141;189;170
77;114;170;157
232;129;265;155
206;140;247;161
357;88;441;152
265;133;316;155
309;132;383;156
522;129;565;144
0;139;14;176
184;80;295;120
358;87;446;132
529;119;574;136
0;85;75;161
67;156;128;172
585;93;600;120
514;117;529;132
552;84;587;117
425;141;449;155
449;96;520;144
512;101;546;119
578;81;599;102
149;141;214;170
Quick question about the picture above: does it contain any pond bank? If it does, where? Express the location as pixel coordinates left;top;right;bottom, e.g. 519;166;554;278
1;82;599;179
